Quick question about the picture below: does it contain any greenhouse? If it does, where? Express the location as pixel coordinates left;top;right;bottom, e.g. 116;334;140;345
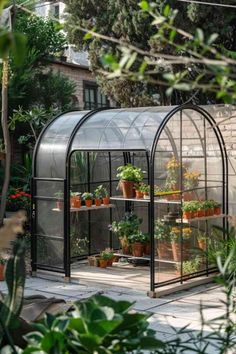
31;104;228;297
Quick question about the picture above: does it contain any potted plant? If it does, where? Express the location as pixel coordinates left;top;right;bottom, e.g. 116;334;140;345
197;201;205;217
183;170;201;200
70;191;81;208
117;164;145;198
82;192;93;207
171;226;192;262
128;231;146;257
101;186;110;205
165;156;181;191
54;191;63;210
109;212;142;255
197;231;207;250
99;249;114;268
213;201;221;215
6;189;31;216
155;219;172;259
0;257;7;281
143;233;150;255
134;183;144;199
182;201;197;219
204;200;215;217
140;183;150;199
94;185;103;206
176;256;202;276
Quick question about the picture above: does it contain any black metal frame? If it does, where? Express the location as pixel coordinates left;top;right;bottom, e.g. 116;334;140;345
31;104;228;294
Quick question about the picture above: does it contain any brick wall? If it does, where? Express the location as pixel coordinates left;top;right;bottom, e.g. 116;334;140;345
50;61;96;109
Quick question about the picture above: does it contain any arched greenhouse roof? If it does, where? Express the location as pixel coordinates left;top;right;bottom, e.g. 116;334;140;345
34;105;225;179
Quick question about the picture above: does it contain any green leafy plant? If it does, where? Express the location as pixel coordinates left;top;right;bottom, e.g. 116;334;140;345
182;201;199;212
139;183;150;194
117;164;145;182
109;212;142;239
128;231;146;244
100;248;114;260
54;191;63;199
82;192;93;200
94;185;104;199
154;219;171;241
170;226;193;242
176;256;202;275
70;191;81;198
6;190;31;212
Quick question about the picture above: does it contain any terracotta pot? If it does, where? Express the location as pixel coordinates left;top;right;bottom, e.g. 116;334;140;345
135;190;144;199
120;237;130;255
99;259;108;268
208;208;214;216
56;201;63;210
131;242;144;257
103;197;110;205
197;209;205;218
183;211;193;219
107;259;113;266
193;211;198;218
143;193;150;199
120;180;135;198
214;207;221;215
198;239;206;250
112;255;120;262
88;256;99;266
71;197;81;208
171;241;190;262
85;199;93;208
157;241;173;260
95;198;102;207
143;242;151;255
0;264;5;281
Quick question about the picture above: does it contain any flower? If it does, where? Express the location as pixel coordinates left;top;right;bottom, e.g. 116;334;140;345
6;189;31;212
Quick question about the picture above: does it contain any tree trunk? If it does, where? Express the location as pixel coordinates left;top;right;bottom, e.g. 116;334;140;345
0;58;10;226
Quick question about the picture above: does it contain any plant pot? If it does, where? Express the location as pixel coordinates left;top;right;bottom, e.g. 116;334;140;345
131;242;144;257
193;211;198;218
107;259;113;266
85;199;93;208
157;241;173;260
198;239;206;250
95;198;102;207
99;259;108;268
120;180;135;198
71;197;81;208
214;207;221;215
143;242;150;255
135;190;144;199
183;211;193;219
208;208;214;216
56;201;63;210
143;193;150;199
112;255;120;262
0;264;5;281
103;197;110;205
120;237;130;255
197;209;205;218
171;241;190;262
88;256;99;266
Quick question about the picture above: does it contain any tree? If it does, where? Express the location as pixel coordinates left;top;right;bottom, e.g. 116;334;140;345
65;0;236;106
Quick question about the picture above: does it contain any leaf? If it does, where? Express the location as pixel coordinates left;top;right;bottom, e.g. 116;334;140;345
173;83;190;91
139;1;149;11
152;16;166;25
83;32;92;40
11;32;27;67
196;28;204;42
207;33;218;45
164;4;170;17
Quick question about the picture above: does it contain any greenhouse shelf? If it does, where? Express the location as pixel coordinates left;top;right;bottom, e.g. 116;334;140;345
52;204;115;212
177;214;226;223
110;196;181;204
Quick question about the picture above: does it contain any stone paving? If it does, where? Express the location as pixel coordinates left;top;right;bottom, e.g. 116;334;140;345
0;276;226;352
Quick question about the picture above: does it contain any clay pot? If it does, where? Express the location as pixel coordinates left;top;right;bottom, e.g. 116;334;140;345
0;264;5;281
56;201;63;210
120;180;135;198
131;242;144;257
99;259;108;268
107;259;113;266
95;198;102;207
120;237;130;255
143;242;151;255
112;255;120;262
208;208;214;217
71;197;81;208
103;197;110;205
88;256;99;266
214;207;221;215
171;241;190;262
135;190;144;199
183;211;193;219
197;209;205;218
157;242;173;260
85;199;93;208
198;239;206;250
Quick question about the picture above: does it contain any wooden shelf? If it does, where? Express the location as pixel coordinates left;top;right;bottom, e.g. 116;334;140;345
53;204;115;212
110;196;181;205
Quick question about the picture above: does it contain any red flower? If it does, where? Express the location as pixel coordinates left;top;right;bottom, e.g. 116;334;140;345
15;194;21;198
11;195;16;199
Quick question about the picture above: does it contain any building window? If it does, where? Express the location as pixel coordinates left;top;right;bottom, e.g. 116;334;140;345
83;82;109;110
52;4;60;19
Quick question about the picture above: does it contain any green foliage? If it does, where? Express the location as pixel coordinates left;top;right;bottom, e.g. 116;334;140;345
117;164;145;182
100;248;114;260
128;231;146;244
154;219;170;240
82;192;93;200
109;212;142;238
16;295;162;353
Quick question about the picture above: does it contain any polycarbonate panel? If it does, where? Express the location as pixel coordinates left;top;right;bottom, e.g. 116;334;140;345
71;107;173;151
36;111;88;178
